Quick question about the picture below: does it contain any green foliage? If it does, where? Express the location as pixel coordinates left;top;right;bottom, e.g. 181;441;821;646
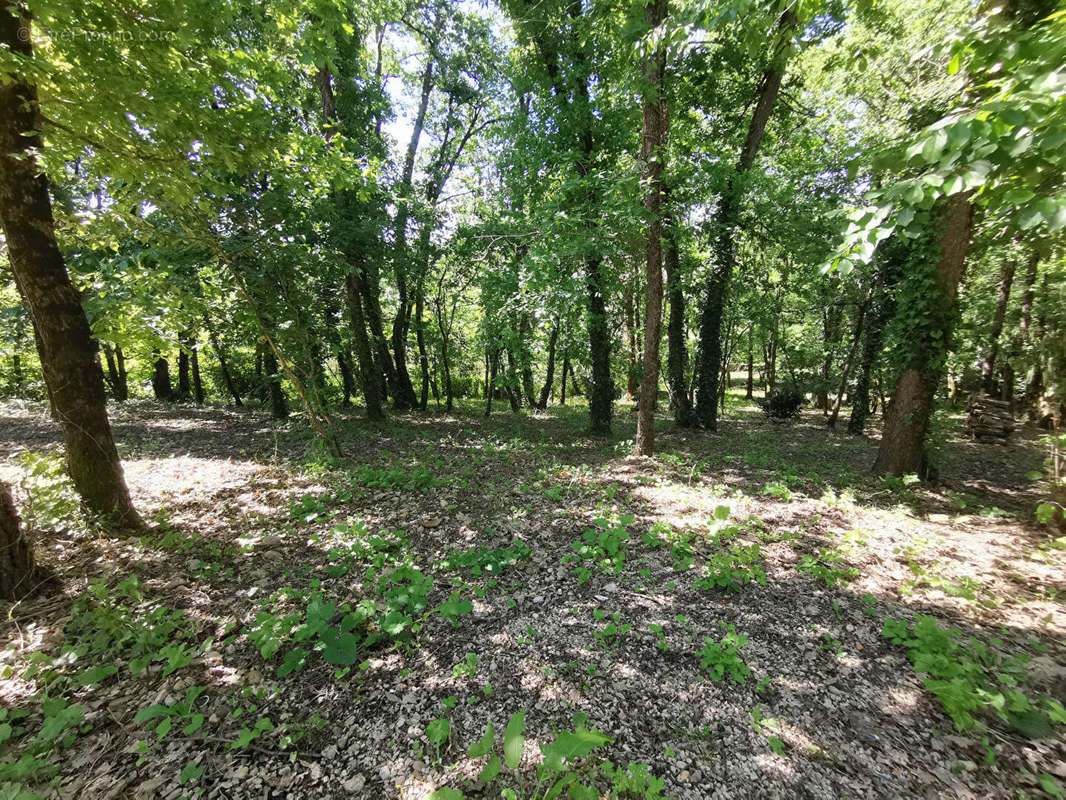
694;545;767;592
699;626;751;685
352;464;441;493
755;387;804;421
881;616;1060;734
797;547;860;587
592;609;632;650
565;515;634;583
15;450;81;530
438;542;532;577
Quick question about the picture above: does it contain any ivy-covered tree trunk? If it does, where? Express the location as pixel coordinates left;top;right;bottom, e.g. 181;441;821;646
980;257;1016;396
537;323;559;410
0;482;41;601
692;6;795;429
635;0;669;457
827;279;876;428
0;9;140;528
873;193;973;477
664;211;692;424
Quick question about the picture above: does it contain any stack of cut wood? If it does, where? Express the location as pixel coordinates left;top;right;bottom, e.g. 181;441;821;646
967;395;1014;442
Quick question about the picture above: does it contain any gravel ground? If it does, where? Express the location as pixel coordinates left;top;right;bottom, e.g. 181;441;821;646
0;398;1063;800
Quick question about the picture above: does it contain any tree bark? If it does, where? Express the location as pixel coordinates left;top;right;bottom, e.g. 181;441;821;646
190;346;204;405
692;6;795;429
344;268;385;421
152;352;174;401
560;352;570;406
537;323;559;410
0;8;139;528
263;347;288;420
177;337;192;400
873;193;973;476
980;257;1016;396
664;208;692;424
827;278;876;428
0;482;41;601
635;0;669;456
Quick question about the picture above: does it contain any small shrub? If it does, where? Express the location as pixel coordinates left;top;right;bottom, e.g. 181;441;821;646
699;625;750;684
756;388;804;421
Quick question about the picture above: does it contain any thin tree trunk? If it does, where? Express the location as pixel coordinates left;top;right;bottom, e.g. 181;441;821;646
484;347;499;417
203;313;242;407
537;323;559;410
191;346;204;405
873;193;973;477
828;279;876;428
416;273;431;411
635;0;669;456
0;8;139;528
745;329;754;400
505;347;521;412
177;337;192;400
390;55;435;411
560;352;570;406
848;252;900;435
664;208;692;424
693;6;795;429
981;257;1016;396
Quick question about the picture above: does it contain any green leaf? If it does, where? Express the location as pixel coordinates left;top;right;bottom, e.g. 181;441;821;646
479;754;501;783
1040;774;1065;800
320;629;359;666
426;718;450;748
540;727;612;771
713;505;730;521
179;762;204;784
468;722;495;758
503;710;525;769
278;647;309;677
429;789;464;800
134;705;171;724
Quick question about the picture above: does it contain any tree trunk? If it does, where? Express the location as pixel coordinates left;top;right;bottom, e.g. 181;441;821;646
484;348;499;417
344;268;385;421
263;348;288;420
102;343;127;402
560;352;570;406
152;352;174;401
848;254;899;435
635;0;669;456
537;323;559;410
204;314;242;406
0;482;41;601
517;315;538;409
873;193;973;477
664;210;692;425
0;9;140;528
981;257;1016;396
416;273;431;411
435;274;454;413
191;346;204;405
828;278;876;429
624;279;639;400
505;347;522;412
177;337;192;400
745;329;754;400
692;7;795;429
390;55;435;412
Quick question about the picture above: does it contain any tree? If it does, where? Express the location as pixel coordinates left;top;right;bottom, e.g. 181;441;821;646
635;0;670;456
0;7;140;528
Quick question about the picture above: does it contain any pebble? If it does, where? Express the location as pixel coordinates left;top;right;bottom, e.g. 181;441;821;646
343;774;366;793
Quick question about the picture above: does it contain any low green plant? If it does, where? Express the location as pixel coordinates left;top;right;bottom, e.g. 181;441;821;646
438;542;532;577
694;545;767;592
882;616;1062;734
593;609;631;650
760;480;792;502
797;547;859;587
16;449;81;530
564;515;633;583
453;652;479;679
699;625;751;684
429;710;667;799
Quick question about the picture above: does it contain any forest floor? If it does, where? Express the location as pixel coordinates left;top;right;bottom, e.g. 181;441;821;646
0;395;1064;800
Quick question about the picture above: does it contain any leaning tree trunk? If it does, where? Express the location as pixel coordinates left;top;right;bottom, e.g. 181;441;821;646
980;256;1016;396
634;0;669;457
0;8;140;528
873;193;973;477
0;482;40;601
827;279;876;428
263;348;289;420
692;6;795;429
